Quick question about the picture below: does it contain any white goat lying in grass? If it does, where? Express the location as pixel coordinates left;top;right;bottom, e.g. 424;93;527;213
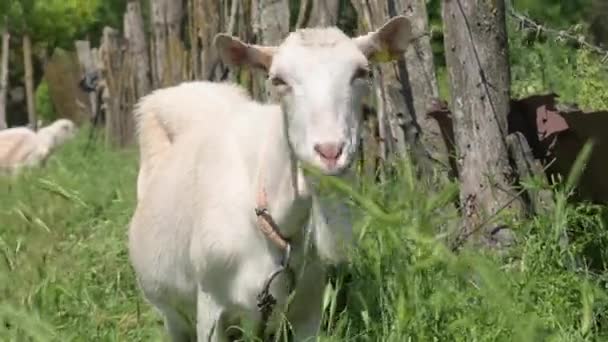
0;118;76;174
129;16;412;341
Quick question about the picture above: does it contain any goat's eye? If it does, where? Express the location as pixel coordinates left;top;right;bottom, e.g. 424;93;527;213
270;76;288;87
351;67;372;83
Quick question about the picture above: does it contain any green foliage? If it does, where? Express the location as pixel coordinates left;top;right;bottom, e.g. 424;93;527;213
423;0;608;110
512;0;593;28
2;0;126;49
314;155;608;341
573;50;608;109
29;0;100;48
83;0;130;46
34;79;56;124
1;134;608;341
5;0;98;45
509;21;608;108
0;131;159;340
509;24;579;99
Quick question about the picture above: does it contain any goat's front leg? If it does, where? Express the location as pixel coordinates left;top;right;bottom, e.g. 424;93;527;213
287;263;326;342
196;288;227;342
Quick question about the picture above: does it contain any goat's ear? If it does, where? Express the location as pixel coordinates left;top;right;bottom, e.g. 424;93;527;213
353;16;412;63
214;34;276;72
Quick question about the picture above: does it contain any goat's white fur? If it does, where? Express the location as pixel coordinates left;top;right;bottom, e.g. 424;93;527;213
0;118;76;174
129;16;412;341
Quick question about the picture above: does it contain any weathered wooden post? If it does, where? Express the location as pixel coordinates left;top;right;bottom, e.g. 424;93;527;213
124;0;151;99
23;33;36;130
0;23;9;130
399;0;449;175
150;0;185;88
350;0;444;178
442;0;524;247
190;0;225;81
307;0;340;28
75;40;98;120
251;0;290;101
100;27;135;147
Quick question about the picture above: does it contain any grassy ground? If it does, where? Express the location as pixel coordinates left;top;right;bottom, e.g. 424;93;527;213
1;130;608;341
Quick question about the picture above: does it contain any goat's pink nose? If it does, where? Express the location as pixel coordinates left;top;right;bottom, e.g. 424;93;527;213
314;142;345;165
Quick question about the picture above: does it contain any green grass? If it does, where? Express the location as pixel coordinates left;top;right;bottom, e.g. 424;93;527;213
1;129;608;341
0;130;163;341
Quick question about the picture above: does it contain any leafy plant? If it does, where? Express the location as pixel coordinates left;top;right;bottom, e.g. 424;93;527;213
34;79;56;124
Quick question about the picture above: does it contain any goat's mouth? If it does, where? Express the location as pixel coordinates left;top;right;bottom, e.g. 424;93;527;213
312;154;354;177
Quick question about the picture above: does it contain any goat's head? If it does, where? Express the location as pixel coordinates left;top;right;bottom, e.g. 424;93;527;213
215;16;412;175
41;118;77;149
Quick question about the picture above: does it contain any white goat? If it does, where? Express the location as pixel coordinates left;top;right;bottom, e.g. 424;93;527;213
129;16;412;341
0;118;76;174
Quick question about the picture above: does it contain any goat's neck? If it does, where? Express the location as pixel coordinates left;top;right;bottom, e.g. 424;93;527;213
255;109;313;240
36;127;56;151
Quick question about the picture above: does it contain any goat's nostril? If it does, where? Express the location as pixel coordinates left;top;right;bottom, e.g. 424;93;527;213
314;142;345;161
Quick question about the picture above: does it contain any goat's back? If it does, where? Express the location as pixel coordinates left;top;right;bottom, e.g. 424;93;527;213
0;127;42;169
133;81;254;199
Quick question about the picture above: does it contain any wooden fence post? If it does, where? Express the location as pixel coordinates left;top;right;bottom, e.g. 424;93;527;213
100;27;136;147
124;0;151;99
442;0;524;246
0;26;9;130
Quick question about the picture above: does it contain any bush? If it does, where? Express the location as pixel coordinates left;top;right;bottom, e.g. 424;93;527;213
34;79;57;125
509;21;608;108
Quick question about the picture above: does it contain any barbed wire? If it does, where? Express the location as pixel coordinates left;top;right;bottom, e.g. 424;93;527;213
507;7;608;63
